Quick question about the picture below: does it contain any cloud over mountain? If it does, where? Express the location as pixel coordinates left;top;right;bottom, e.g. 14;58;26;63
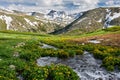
0;0;120;13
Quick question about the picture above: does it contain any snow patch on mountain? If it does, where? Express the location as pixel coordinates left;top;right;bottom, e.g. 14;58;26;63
97;18;102;22
33;22;38;26
22;25;26;29
0;15;12;30
78;17;87;23
25;10;83;26
24;18;38;26
44;10;83;24
106;9;111;13
24;18;34;26
104;9;120;28
110;12;120;20
45;10;66;20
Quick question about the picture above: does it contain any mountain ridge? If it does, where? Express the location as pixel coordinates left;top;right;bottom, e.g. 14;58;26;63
0;7;120;35
51;7;120;35
0;9;66;33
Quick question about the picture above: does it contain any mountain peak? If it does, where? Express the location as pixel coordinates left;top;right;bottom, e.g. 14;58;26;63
51;7;120;35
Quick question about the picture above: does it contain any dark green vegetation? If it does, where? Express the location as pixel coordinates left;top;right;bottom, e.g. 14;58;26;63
23;64;79;80
0;26;120;79
0;31;80;80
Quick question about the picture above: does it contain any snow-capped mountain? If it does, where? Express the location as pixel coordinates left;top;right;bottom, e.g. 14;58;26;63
0;8;64;33
46;10;66;20
1;7;120;35
25;10;83;27
51;7;120;34
44;10;82;24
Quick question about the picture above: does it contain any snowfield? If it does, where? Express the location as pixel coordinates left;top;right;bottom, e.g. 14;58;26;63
104;9;120;28
24;18;38;26
0;15;12;30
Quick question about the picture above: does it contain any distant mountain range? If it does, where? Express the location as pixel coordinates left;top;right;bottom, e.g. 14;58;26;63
0;7;120;35
26;10;82;25
0;9;77;33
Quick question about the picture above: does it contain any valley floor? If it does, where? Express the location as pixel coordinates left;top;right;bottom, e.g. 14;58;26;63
0;28;120;80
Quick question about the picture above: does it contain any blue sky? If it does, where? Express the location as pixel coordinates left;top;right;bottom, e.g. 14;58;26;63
0;0;120;13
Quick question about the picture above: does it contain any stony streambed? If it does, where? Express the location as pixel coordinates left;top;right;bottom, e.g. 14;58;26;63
37;43;120;80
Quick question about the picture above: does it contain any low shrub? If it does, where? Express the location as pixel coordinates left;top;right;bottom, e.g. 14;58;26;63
92;49;111;59
22;64;80;80
83;44;95;52
0;69;17;80
102;56;120;71
57;50;69;58
75;50;84;55
67;50;76;57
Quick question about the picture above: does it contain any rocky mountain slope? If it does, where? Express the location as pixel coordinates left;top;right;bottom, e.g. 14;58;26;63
27;10;82;27
51;7;120;35
44;10;82;24
0;9;64;33
1;7;120;35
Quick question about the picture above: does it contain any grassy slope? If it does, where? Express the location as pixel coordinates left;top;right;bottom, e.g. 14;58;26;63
0;27;120;79
0;12;63;33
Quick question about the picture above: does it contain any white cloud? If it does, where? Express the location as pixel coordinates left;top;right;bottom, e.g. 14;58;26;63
1;0;119;14
105;0;120;7
46;0;62;6
37;0;99;13
105;0;114;5
0;0;24;3
67;0;99;13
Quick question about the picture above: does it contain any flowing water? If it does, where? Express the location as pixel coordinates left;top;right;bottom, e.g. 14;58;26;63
37;49;120;80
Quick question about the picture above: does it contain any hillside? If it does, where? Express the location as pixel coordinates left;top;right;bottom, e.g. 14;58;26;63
0;9;64;33
51;7;120;35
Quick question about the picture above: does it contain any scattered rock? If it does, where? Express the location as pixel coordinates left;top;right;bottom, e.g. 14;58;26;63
13;52;19;57
9;65;16;70
15;42;25;48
